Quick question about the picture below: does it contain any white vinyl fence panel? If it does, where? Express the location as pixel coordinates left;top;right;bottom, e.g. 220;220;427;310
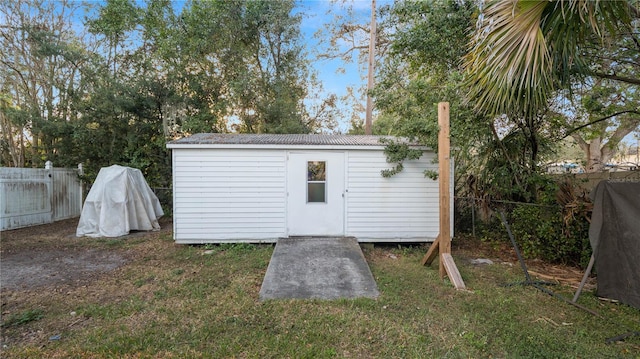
1;163;83;230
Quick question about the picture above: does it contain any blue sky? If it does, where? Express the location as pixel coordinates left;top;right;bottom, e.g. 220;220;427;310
293;0;394;132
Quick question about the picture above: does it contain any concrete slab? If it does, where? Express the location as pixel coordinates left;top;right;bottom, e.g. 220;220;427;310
259;237;380;300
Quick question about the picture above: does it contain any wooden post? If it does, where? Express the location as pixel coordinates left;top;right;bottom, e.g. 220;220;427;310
441;253;465;289
421;102;465;289
438;102;451;278
421;234;440;266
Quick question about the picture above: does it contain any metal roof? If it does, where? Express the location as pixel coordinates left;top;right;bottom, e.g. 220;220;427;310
168;133;417;146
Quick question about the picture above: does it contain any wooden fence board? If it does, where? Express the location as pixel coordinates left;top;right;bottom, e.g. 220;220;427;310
1;166;82;230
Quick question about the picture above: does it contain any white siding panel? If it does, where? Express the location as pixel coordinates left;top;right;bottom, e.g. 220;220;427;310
173;149;286;242
346;150;439;240
171;146;445;243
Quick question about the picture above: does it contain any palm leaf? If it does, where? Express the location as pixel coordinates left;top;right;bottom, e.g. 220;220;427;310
465;0;551;117
464;0;635;118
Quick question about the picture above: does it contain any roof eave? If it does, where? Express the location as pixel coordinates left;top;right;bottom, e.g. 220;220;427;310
166;143;431;151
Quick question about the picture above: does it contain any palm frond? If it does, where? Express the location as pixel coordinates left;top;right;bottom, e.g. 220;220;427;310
464;0;636;118
465;0;551;117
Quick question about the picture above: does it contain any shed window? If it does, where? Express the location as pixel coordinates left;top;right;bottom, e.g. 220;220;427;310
307;161;326;203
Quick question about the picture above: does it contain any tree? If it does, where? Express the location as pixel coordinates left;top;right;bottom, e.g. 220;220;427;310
365;0;376;135
374;0;476;147
301;73;340;133
555;78;640;171
465;0;639;172
86;0;140;78
154;0;311;134
557;21;640;171
245;0;309;133
0;0;86;167
0;92;26;167
374;0;565;202
315;0;391;132
464;0;636;118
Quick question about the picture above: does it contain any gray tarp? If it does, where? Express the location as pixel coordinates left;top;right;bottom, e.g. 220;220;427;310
589;181;640;309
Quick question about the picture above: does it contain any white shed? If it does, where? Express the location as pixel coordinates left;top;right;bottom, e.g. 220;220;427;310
167;133;452;243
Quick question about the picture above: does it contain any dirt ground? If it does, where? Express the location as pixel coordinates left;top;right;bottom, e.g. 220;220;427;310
1;218;175;350
2;248;128;290
1;218;593;292
453;235;596;291
1;218;172;290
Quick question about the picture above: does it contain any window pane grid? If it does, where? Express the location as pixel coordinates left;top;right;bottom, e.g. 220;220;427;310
307;161;326;203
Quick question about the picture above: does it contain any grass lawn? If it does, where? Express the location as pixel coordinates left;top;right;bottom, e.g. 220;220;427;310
1;220;639;358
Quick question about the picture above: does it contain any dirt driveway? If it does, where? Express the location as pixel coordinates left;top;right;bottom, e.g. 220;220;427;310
1;218;171;291
1;218;174;350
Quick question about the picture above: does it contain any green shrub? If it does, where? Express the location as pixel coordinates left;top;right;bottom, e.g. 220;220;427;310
508;201;591;268
456;177;592;268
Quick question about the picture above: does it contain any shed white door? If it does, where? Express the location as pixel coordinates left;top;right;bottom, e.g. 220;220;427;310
287;152;345;236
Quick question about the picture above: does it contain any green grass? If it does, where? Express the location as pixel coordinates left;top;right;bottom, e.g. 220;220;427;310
1;309;44;328
1;238;639;358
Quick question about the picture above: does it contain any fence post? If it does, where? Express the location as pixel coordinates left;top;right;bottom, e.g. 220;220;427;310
78;163;85;205
471;198;476;238
45;161;54;224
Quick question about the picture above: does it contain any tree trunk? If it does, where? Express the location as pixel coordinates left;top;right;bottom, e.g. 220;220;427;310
572;116;640;172
0;112;19;167
586;138;605;172
574;136;611;172
364;0;376;135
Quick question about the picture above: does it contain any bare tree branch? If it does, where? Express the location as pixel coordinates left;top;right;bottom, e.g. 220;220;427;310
316;45;369;60
0;59;30;90
562;109;640;138
601;117;640;150
591;71;640;85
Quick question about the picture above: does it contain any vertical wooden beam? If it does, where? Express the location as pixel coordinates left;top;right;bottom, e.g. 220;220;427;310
422;102;465;289
438;102;451;279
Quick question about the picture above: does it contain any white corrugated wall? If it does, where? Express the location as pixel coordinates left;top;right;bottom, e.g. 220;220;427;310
172;149;287;243
345;150;440;241
171;147;448;243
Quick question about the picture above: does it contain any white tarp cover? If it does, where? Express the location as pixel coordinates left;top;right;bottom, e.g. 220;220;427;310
76;165;164;237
